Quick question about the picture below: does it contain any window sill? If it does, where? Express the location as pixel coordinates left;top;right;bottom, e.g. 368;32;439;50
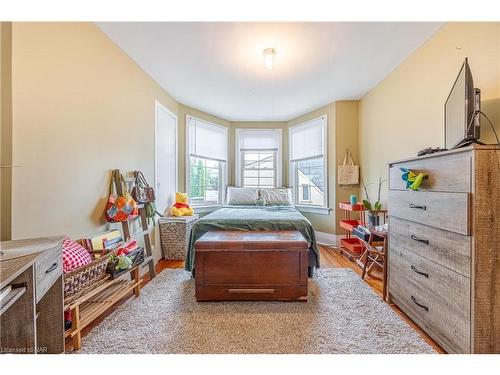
295;205;332;215
192;205;222;214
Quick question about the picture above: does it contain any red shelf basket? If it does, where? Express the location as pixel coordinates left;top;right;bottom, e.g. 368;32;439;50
340;237;363;254
339;219;360;232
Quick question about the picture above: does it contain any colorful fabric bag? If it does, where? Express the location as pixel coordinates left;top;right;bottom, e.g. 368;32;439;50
105;170;138;223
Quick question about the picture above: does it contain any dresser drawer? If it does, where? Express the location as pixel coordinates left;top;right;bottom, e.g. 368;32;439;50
34;243;62;303
389;217;471;277
389;153;472;192
388;190;470;235
389;245;471;353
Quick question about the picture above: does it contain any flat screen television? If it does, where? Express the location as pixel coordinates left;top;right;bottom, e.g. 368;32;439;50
444;58;481;149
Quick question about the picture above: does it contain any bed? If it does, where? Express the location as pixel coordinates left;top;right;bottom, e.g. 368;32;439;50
185;205;320;277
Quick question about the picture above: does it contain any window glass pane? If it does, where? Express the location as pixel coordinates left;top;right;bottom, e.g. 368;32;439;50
243;170;259;178
295;157;324;206
259;177;275;187
189;156;220;205
243;177;259;186
260;170;274;178
205;159;219;169
259;160;274;169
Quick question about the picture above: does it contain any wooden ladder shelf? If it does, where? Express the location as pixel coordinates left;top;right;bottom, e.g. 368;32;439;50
112;168;157;280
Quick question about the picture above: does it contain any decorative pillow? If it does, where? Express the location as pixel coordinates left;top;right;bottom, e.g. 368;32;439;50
62;236;92;273
226;187;259;205
261;188;294;206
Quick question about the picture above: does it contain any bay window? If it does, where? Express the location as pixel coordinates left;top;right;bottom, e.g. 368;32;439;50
289;116;328;211
187;116;228;206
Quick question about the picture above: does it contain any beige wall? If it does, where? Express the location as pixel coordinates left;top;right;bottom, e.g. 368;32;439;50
1;22;13;241
360;22;500;205
10;23;179;262
334;101;360;233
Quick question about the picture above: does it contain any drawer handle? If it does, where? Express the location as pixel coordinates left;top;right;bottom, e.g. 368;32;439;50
228;288;275;294
45;262;58;274
410;234;429;245
409;203;426;210
411;295;429;311
411;265;429;278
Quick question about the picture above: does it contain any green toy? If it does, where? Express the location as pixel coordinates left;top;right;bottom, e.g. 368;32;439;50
400;168;425;191
115;254;133;271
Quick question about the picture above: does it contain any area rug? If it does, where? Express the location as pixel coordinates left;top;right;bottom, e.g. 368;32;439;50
77;268;435;354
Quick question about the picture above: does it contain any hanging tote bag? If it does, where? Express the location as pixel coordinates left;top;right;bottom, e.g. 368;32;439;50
105;170;138;223
131;171;155;204
338;149;360;185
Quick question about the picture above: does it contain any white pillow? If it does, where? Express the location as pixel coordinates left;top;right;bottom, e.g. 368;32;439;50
261;188;294;206
226;187;260;205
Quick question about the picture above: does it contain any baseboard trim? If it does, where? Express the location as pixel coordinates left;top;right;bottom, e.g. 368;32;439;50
315;231;341;247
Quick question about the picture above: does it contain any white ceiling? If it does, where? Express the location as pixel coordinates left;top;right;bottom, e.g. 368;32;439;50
96;22;443;121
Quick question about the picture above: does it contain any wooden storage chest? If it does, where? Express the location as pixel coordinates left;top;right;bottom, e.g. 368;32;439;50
194;230;309;302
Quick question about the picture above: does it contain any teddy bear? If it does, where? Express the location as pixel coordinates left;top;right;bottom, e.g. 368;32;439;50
169;192;194;217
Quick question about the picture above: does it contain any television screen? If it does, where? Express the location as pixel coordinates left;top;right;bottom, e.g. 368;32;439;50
444;58;476;149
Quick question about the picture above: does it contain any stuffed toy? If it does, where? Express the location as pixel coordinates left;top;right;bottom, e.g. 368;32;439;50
169;192;194;217
400;168;425;191
115;254;133;271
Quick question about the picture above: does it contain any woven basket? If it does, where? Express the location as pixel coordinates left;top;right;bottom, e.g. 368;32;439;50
63;252;112;307
159;217;197;260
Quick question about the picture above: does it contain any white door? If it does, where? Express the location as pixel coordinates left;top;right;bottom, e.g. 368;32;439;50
155;100;178;215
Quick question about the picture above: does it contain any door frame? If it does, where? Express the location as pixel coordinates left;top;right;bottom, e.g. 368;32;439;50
154;99;178;208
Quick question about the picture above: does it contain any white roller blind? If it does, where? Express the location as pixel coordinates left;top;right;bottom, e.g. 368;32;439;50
239;129;280;150
189;117;228;161
290;117;325;161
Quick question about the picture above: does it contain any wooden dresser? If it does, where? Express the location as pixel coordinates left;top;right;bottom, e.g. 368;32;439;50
0;237;64;354
387;145;499;354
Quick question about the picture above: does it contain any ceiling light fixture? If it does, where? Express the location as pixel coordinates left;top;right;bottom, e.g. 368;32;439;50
263;48;276;70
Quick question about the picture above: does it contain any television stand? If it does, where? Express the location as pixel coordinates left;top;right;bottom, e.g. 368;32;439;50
454;138;485;149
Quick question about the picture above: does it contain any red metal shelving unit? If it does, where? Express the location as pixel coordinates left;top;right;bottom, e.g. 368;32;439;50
338;201;365;261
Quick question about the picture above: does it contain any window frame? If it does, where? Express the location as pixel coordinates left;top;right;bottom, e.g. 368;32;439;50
186;115;228;209
235;128;282;187
289;115;329;214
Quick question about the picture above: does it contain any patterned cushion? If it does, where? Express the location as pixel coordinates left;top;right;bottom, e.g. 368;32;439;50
62;236;92;274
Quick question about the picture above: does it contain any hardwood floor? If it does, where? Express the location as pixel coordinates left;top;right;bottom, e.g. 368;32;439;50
66;246;444;353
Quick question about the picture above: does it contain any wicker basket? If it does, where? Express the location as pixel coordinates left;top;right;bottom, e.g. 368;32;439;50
63;252;112;307
159;216;198;260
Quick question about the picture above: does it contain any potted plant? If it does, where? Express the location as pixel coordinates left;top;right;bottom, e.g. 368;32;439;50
361;177;386;226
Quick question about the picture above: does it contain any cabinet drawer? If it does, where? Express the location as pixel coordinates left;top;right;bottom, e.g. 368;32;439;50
389;154;472;192
389;217;471;277
389;245;470;353
35;243;62;303
388;190;470;235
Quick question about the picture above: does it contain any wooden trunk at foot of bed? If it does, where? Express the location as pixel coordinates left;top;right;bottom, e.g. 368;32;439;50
194;231;309;302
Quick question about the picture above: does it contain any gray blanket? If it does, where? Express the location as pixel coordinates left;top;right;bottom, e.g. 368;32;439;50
185;205;320;272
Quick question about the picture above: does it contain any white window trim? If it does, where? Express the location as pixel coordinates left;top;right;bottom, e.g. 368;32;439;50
235;128;282;187
185;114;228;207
289;115;329;212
